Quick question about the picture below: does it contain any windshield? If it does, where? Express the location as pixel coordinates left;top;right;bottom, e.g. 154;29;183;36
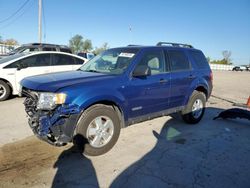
79;48;139;75
0;53;27;64
8;47;25;55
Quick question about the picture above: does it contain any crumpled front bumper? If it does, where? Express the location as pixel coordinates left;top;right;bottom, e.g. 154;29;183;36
25;95;81;146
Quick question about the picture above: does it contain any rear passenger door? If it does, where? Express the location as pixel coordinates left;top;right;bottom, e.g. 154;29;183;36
51;54;76;73
166;50;194;108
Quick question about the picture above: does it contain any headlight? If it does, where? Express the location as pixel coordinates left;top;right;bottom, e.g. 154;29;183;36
37;92;67;110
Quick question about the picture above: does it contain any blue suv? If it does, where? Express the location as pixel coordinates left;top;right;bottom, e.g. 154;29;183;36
21;42;213;156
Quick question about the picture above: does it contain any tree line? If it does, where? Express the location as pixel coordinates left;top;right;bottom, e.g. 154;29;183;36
0;34;235;61
69;34;108;54
0;34;108;55
207;50;232;65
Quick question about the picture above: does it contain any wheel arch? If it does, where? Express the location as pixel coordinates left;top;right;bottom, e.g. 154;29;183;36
82;99;126;128
0;78;13;94
195;85;208;99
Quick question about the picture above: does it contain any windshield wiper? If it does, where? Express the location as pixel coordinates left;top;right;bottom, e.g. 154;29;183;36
79;69;101;73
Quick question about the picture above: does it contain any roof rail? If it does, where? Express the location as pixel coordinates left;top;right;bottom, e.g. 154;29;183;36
156;42;193;48
127;44;142;47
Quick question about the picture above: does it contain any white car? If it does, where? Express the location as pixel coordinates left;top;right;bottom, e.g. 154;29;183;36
0;51;87;101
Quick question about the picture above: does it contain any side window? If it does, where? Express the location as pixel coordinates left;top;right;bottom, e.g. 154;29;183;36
190;51;208;69
23;54;50;67
60;48;72;53
168;50;190;71
21;47;39;53
53;54;75;65
136;50;165;75
4;61;22;69
5;54;50;68
74;57;85;65
43;47;56;51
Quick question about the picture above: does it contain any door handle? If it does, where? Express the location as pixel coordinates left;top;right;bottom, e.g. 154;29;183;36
159;79;168;84
188;75;196;79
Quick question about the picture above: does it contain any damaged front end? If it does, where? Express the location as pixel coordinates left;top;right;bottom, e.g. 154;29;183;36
23;89;81;146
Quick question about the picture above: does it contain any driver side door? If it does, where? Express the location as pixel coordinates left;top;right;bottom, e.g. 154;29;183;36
126;49;171;118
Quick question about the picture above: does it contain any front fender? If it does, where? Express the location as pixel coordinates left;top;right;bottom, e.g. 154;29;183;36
60;86;128;121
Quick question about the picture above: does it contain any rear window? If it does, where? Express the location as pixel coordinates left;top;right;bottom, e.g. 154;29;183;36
190;51;208;69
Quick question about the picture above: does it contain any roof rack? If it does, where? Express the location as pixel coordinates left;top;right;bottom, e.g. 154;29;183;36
127;44;142;47
156;42;193;48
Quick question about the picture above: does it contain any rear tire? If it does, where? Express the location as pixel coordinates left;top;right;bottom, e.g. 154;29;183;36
0;81;11;101
74;104;121;156
182;91;206;124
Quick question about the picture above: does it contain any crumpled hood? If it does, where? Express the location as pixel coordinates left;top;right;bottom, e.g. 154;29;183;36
20;70;113;92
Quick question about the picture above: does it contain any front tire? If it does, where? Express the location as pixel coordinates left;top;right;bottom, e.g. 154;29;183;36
0;81;11;101
74;104;121;156
182;91;206;124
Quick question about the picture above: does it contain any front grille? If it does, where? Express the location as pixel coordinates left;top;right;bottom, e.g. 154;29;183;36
22;88;39;117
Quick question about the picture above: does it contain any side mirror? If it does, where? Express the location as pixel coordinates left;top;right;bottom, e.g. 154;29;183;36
16;63;28;71
132;65;151;77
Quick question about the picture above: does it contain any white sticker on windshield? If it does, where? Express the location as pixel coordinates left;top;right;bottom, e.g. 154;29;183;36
119;52;135;58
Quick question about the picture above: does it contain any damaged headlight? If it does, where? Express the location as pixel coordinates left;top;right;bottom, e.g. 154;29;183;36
37;92;67;110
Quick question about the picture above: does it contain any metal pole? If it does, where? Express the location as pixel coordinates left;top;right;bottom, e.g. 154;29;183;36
129;26;132;44
38;0;42;43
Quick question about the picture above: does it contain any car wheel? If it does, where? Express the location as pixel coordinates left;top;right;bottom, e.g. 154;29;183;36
181;91;206;124
0;81;11;101
74;104;121;156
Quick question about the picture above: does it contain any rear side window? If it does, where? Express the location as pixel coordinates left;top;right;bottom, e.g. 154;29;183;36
190;51;208;69
168;50;190;71
74;57;85;65
52;54;75;65
43;47;56;51
60;48;72;53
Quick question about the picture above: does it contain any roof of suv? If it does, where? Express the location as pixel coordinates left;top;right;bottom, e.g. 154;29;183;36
116;42;199;51
23;43;69;48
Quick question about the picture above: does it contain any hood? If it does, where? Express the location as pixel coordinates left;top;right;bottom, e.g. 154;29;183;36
20;70;113;92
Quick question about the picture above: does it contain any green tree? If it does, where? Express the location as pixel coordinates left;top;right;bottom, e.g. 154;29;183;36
4;38;18;46
69;34;84;53
206;57;210;63
4;38;19;50
82;39;93;51
93;42;109;55
209;50;233;65
222;50;232;64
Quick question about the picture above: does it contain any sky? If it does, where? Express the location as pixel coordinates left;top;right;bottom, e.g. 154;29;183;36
0;0;249;65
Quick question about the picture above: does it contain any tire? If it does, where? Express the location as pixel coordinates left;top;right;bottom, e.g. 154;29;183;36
73;104;121;156
0;80;11;101
181;91;206;124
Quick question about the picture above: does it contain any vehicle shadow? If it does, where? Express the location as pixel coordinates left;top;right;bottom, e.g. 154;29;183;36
51;135;99;188
110;107;250;188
